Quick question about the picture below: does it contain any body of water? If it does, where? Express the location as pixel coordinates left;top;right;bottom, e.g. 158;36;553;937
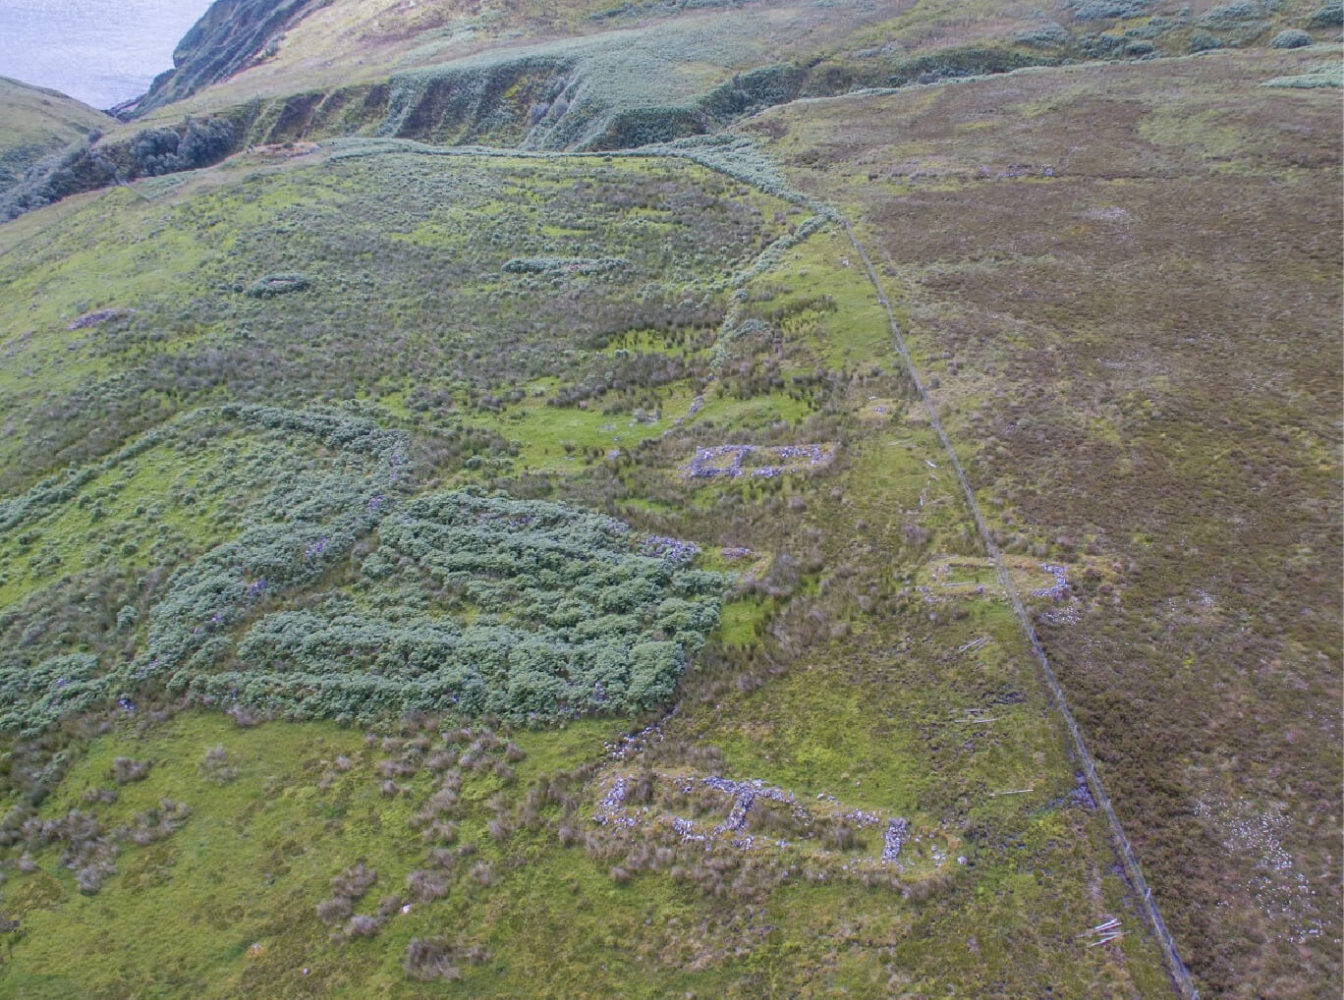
0;0;214;109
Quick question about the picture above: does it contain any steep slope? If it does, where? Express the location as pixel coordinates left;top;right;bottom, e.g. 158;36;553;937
9;0;1337;221
124;0;1338;127
130;0;327;116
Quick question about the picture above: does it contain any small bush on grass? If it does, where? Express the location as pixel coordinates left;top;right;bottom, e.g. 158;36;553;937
1016;23;1072;47
1066;0;1155;20
110;757;151;784
403;938;461;981
1198;1;1263;27
1270;28;1312;47
199;745;238;785
1307;0;1343;27
243;274;312;298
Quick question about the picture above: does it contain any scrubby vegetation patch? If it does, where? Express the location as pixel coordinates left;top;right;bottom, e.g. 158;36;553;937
1065;0;1156;20
1268;27;1312;47
501;255;629;276
243;273;313;298
65;309;134;331
1262;59;1342;86
1307;0;1343;27
0;400;723;731
182;490;724;722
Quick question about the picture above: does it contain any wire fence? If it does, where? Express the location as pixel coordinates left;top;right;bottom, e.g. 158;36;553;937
840;218;1199;1000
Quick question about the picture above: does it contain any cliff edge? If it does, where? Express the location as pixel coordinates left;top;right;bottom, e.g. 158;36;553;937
126;0;326;117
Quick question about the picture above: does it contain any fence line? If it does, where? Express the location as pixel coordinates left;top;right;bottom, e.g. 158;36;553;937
326;138;1198;996
839;218;1198;1000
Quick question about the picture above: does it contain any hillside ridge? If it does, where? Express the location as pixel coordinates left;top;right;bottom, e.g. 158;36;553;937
5;0;1340;220
129;0;328;117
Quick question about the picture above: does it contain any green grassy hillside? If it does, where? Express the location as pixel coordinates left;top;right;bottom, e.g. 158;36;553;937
0;78;110;190
0;0;1338;997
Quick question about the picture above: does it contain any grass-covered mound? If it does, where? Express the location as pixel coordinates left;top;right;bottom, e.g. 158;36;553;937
0;77;109;189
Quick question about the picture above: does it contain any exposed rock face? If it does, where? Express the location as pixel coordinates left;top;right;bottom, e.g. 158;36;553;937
129;0;326;117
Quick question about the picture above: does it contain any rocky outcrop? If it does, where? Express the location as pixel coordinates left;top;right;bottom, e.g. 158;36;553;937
127;0;327;118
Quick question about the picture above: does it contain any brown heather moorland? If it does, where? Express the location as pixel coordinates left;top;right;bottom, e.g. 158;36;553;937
743;45;1342;997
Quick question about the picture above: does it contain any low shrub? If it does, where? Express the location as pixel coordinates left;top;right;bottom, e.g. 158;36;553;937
1015;23;1072;48
199;745;238;785
403;937;461;981
1188;30;1223;51
330;862;378;900
110;757;151;784
887;46;1046;87
344;914;380;938
243;273;312;298
1197;1;1263;27
119;798;190;845
315;897;352;925
406;868;450;901
1261;62;1341;86
501;257;628;276
1066;0;1155;21
1269;28;1312;47
1307;0;1343;27
75;859;116;894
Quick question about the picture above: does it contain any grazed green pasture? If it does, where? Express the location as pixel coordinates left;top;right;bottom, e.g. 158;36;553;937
0;0;1337;992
